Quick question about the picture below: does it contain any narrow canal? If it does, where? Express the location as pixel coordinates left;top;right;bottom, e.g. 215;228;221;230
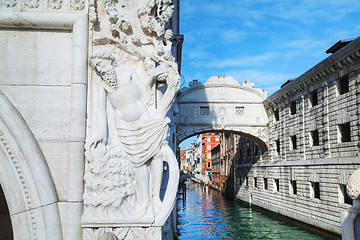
177;180;331;240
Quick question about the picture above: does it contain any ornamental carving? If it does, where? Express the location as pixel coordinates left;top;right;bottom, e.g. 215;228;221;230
83;0;180;227
25;0;39;8
347;168;360;200
49;0;62;9
70;0;84;10
2;0;17;7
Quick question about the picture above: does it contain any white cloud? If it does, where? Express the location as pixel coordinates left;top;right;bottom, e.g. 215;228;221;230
205;52;278;68
221;29;247;42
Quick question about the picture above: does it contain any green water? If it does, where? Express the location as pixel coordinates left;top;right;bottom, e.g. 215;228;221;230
177;181;329;240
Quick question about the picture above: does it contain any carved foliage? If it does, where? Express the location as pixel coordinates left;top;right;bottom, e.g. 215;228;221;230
83;227;161;240
83;143;137;218
70;0;84;10
2;0;17;7
25;0;40;8
48;0;62;9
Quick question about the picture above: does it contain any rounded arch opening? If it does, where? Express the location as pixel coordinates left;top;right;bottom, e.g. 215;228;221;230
0;184;12;240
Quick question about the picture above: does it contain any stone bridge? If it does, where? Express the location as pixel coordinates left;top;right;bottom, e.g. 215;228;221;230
175;75;269;150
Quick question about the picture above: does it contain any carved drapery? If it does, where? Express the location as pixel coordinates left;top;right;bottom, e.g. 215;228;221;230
82;0;180;229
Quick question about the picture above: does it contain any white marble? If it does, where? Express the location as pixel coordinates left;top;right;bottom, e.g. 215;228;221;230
0;2;88;238
82;0;180;231
176;76;268;149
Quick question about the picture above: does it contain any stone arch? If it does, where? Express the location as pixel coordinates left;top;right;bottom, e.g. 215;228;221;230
0;92;62;240
175;76;269;150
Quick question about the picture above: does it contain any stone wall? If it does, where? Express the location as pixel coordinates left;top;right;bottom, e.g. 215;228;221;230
235;37;360;235
0;2;88;238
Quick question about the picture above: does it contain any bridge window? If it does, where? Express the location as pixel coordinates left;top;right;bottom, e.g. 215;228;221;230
274;109;279;121
290;180;297;195
290;135;297;149
336;75;349;95
310;130;319;146
309;90;318;107
200;106;209;115
311;182;320;199
338;122;351;143
290;101;296;115
236;107;244;115
339;184;352;205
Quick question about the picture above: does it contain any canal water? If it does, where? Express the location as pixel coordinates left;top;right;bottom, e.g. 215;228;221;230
177;181;330;240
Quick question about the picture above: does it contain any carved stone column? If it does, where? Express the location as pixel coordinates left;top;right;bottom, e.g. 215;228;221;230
82;1;180;239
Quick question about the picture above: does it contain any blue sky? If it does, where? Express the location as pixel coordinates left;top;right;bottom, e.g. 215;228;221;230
178;0;360;149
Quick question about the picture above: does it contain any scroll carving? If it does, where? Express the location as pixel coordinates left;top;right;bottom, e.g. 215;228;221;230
83;0;180;227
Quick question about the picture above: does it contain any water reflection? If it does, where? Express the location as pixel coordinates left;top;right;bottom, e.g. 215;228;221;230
177;181;328;240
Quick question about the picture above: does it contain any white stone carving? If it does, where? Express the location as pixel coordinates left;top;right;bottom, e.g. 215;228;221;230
25;0;39;8
49;0;62;9
70;0;84;10
2;0;16;7
83;227;162;240
83;0;180;228
347;168;360;200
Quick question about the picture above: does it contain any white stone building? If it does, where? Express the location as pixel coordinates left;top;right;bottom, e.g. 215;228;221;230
235;37;360;235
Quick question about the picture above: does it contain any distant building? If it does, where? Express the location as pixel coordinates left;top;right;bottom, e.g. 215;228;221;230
201;133;220;177
179;148;186;173
211;144;221;190
212;133;238;197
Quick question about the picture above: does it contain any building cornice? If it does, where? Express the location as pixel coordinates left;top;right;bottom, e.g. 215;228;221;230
265;37;360;108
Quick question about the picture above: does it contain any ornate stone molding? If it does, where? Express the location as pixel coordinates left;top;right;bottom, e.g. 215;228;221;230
0;92;63;239
0;130;39;240
49;0;62;10
70;0;85;10
2;0;17;7
25;0;40;8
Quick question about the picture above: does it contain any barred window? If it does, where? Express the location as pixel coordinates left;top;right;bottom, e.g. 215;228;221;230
236;107;244;115
200;106;209;115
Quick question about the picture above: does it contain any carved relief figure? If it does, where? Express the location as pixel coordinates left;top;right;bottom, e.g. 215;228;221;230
83;0;180;226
